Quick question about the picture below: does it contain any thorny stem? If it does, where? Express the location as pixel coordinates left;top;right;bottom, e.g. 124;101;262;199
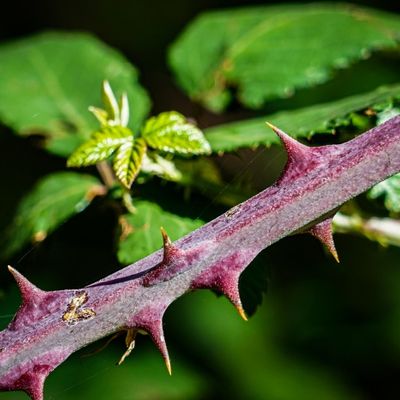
1;116;400;400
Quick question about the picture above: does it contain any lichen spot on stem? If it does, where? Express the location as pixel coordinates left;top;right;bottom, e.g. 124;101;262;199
62;291;96;325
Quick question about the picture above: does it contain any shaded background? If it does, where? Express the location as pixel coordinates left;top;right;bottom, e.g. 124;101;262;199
1;0;400;399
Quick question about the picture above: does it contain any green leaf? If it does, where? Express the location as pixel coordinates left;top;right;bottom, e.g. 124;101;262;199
141;111;211;155
0;32;150;157
113;138;147;189
117;201;204;264
141;153;183;182
2;172;104;258
205;84;400;152
101;80;120;124
368;173;400;213
169;4;400;112
67;126;132;167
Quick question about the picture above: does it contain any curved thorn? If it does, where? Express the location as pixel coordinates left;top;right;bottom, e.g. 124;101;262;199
7;265;45;303
145;321;171;375
309;219;340;263
160;226;172;248
266;122;310;161
217;275;248;322
235;304;249;322
160;227;179;263
159;226;184;267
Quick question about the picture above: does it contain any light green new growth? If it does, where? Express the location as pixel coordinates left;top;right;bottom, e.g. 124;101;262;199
368;173;400;214
67;81;211;188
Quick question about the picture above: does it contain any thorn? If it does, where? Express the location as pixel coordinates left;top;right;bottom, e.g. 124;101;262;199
266;122;310;162
309;219;340;263
217;275;248;322
15;366;49;400
165;355;172;376
160;226;182;264
118;329;137;365
7;265;45;304
145;320;172;375
160;226;172;248
26;374;46;400
235;303;248;322
142;228;187;287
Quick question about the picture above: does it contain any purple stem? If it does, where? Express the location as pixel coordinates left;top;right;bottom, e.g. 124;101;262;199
1;116;400;400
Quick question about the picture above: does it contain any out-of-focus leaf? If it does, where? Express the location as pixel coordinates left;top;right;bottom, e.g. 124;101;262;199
169;4;400;112
141;153;183;182
205;84;400;152
113;137;147;189
118;201;203;264
67;126;132;167
0;32;150;157
141;111;211;155
376;107;400;125
2;172;104;258
368;173;400;213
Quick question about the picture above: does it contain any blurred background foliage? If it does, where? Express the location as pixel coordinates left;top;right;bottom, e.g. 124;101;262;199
0;0;400;399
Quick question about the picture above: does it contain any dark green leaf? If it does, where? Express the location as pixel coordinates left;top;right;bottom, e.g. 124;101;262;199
0;32;150;156
117;201;204;264
368;173;400;213
169;4;400;112
2;172;104;258
67;126;132;167
113;138;147;189
141;111;211;155
205;84;400;152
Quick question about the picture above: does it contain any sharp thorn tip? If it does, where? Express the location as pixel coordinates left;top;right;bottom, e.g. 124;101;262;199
332;249;340;264
236;304;248;321
165;357;172;375
160;226;172;247
265;121;278;132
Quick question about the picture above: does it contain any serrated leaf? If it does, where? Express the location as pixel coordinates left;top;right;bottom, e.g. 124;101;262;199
141;111;211;155
117;201;204;264
0;32;150;157
113;138;147;188
368;173;400;213
205;84;400;152
2;172;104;258
169;4;400;112
67;126;132;167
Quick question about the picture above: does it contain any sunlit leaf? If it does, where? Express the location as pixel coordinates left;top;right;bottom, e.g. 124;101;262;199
67;126;132;167
101;80;120;124
368;173;400;213
113;137;147;189
205;84;400;152
141;153;183;182
141;111;211;155
118;201;204;264
169;4;400;112
2;172;104;258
